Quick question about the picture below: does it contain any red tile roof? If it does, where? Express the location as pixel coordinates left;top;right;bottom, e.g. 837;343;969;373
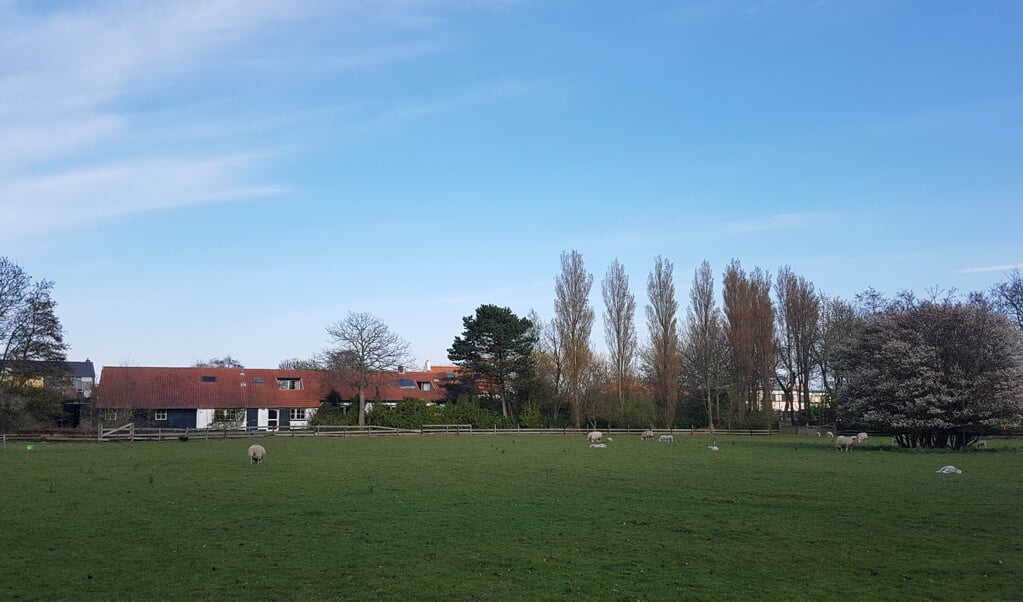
97;366;449;410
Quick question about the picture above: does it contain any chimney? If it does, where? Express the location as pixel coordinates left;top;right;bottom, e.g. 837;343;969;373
425;360;431;371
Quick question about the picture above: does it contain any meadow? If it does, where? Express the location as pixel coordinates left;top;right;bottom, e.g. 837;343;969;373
0;434;1019;601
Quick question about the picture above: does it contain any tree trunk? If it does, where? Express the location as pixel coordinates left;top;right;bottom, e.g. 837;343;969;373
358;386;367;427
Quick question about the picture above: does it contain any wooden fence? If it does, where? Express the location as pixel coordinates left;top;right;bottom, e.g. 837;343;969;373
2;424;779;443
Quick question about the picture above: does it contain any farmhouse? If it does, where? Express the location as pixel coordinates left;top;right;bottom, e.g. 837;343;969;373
97;366;451;429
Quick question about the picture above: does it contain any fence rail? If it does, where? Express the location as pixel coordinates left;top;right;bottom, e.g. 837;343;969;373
3;424;783;442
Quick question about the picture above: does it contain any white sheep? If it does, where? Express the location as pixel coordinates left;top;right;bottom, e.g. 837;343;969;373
826;431;835;438
658;434;674;443
586;431;603;443
815;432;821;438
835;435;855;452
708;445;719;451
856;432;868;443
589;443;607;449
936;465;962;474
976;440;987;449
248;444;267;464
641;430;655;440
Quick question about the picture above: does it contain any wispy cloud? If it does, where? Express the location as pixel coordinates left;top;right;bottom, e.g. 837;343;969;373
958;264;1022;274
0;155;286;242
1;0;540;241
0;0;311;239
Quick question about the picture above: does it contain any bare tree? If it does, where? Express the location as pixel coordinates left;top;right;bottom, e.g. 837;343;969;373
193;355;244;369
0;258;67;377
554;250;594;428
722;260;775;420
278;357;324;370
992;267;1023;332
774;266;820;425
645;256;681;428
527;309;566;421
684;260;726;432
602;258;637;416
579;353;614;428
325;312;414;427
813;295;857;401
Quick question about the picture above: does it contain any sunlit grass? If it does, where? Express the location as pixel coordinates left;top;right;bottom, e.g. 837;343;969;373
1;435;1019;600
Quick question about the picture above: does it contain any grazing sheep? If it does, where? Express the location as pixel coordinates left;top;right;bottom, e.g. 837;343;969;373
826;431;835;438
815;432;822;438
248;444;266;464
708;445;719;451
835;435;856;452
589;443;607;449
936;465;962;474
976;440;987;449
586;431;603;443
658;434;674;443
641;430;656;440
857;432;868;443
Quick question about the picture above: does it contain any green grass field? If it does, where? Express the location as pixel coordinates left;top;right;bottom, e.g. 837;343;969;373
1;435;1020;601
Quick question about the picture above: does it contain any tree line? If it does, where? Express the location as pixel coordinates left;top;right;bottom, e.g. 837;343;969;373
305;252;1023;450
4;252;1022;449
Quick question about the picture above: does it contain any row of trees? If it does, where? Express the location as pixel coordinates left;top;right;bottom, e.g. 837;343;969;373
309;255;1022;450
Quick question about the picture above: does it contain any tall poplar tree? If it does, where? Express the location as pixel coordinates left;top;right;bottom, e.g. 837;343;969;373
601;258;637;415
554;250;594;428
685;260;726;431
645;256;681;428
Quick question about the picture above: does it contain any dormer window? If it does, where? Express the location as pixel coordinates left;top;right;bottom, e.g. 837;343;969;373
277;378;302;390
202;376;217;383
397;378;415;389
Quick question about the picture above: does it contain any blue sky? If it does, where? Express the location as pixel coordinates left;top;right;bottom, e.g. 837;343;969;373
4;0;1021;378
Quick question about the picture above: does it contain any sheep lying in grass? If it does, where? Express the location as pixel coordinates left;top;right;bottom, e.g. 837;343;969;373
641;430;655;440
857;432;868;443
248;444;267;464
659;434;673;443
589;443;607;449
936;465;962;474
835;436;855;452
708;445;719;451
587;431;603;443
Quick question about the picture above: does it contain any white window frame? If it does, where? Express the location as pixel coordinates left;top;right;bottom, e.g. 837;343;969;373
154;410;168;421
215;408;244;422
277;378;302;390
290;408;307;421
